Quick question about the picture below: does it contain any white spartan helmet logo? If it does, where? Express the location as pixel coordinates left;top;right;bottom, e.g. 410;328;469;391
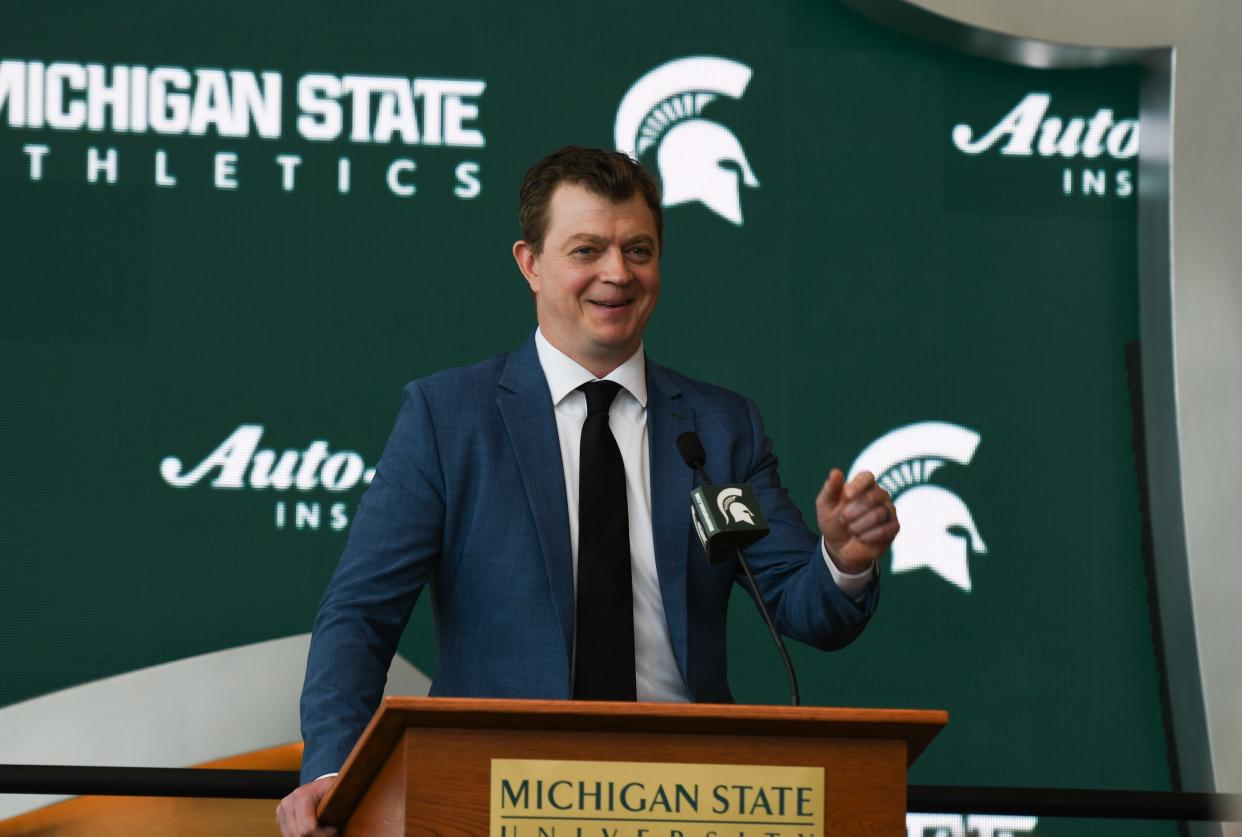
848;422;988;592
615;56;760;226
716;487;756;525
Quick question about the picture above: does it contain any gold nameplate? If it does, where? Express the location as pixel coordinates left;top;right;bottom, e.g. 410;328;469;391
490;758;824;836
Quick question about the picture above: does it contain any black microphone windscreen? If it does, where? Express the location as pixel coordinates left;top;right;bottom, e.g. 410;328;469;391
676;432;707;471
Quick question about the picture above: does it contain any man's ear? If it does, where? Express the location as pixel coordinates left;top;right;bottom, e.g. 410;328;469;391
512;240;539;293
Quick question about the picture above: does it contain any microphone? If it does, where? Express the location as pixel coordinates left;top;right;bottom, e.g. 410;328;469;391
675;432;800;706
675;432;710;483
676;433;771;564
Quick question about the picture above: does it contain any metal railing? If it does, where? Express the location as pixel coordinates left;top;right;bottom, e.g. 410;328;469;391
0;765;1238;821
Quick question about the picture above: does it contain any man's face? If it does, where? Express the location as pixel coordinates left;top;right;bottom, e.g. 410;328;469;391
513;183;660;377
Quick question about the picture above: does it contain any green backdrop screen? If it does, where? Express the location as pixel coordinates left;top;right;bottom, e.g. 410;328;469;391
0;1;1166;833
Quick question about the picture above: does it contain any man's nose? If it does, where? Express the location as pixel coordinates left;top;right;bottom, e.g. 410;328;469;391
599;247;632;283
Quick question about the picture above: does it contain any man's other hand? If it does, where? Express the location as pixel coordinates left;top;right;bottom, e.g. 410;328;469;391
276;774;338;837
816;469;899;575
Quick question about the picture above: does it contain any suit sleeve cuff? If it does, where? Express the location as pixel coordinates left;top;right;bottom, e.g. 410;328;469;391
821;540;876;601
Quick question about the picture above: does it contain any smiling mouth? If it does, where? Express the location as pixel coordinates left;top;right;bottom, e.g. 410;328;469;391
590;300;632;309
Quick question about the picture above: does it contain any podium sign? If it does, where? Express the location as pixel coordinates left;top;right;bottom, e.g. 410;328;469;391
489;758;825;835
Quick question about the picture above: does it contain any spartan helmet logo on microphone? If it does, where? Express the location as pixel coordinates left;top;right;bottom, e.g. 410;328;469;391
716;487;757;526
615;56;760;226
849;422;988;593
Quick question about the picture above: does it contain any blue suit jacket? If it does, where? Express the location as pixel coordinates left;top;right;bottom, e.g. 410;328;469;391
299;334;878;781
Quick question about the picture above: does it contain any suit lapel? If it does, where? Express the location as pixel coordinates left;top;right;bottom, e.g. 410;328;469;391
497;336;575;669
646;360;694;682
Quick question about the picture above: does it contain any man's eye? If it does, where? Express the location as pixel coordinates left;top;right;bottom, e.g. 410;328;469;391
627;247;653;259
572;246;596;256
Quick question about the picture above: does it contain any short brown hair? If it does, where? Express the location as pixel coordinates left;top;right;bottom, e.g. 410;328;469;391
518;146;662;255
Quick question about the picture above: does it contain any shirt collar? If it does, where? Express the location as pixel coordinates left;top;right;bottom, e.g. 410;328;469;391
534;328;648;409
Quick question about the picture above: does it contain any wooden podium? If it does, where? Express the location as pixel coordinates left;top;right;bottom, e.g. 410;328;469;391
318;697;946;836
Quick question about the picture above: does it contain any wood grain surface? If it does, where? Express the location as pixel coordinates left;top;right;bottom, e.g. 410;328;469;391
318;699;946;836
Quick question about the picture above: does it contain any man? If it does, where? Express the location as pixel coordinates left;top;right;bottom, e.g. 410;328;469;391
276;147;898;837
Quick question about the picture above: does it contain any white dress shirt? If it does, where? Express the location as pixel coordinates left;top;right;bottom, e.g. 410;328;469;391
534;329;873;702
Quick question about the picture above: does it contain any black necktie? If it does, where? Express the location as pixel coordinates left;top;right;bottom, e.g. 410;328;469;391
573;380;637;700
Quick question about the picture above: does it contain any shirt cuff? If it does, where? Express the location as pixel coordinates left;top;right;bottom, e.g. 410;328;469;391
821;540;876;601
